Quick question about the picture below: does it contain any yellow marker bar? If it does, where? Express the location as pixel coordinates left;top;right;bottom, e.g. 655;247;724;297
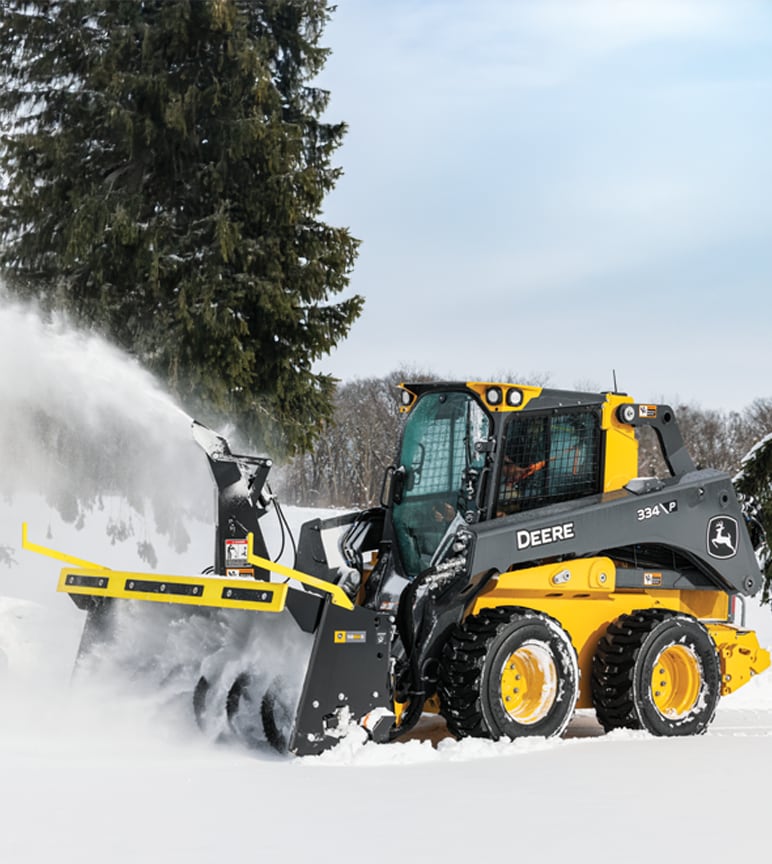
24;521;347;614
58;567;289;613
22;522;109;572
246;533;354;611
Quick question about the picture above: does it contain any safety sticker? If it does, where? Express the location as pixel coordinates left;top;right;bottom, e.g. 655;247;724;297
226;567;254;579
638;405;657;419
225;538;248;564
643;572;662;587
334;630;367;644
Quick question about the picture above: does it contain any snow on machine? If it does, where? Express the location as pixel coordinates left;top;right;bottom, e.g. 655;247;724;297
24;381;771;754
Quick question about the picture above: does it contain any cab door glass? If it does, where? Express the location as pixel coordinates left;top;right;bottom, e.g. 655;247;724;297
393;392;491;578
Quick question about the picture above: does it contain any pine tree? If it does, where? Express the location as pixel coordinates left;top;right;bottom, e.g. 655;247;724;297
734;435;772;604
0;0;361;454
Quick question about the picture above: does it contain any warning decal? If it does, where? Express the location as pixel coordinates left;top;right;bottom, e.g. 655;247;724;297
226;567;254;579
225;538;248;565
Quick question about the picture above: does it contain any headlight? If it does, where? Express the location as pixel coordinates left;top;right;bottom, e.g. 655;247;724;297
486;386;502;406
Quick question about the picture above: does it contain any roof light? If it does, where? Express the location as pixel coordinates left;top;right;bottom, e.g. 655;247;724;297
618;404;636;424
486;387;502;406
505;389;523;407
400;390;413;406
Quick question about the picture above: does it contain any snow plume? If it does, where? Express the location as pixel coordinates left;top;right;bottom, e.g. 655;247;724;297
0;297;213;566
0;297;317;759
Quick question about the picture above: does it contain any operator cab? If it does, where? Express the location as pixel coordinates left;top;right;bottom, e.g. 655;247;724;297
384;381;625;584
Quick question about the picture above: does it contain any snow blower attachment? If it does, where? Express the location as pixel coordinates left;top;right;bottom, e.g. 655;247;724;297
24;383;771;755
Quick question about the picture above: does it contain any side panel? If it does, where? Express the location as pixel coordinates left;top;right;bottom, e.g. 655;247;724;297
469;468;762;596
289;603;393;756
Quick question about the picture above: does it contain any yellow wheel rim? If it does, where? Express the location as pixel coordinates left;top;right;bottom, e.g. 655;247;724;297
650;644;702;719
499;640;558;725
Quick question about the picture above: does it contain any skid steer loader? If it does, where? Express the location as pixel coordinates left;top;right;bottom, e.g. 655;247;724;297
24;381;771;755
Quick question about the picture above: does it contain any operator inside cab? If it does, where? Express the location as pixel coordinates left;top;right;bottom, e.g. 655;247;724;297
496;410;600;517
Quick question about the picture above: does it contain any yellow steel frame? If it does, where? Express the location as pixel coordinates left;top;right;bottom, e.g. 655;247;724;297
706;622;771;695
600;393;638;492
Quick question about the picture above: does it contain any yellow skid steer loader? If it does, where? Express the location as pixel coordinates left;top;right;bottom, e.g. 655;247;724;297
25;382;770;754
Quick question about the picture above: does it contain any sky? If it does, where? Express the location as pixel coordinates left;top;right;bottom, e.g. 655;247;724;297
313;0;772;412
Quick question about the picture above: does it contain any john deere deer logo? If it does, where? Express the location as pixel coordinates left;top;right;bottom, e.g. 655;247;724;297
707;516;738;559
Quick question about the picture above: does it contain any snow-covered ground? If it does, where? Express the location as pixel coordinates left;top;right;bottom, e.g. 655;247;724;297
0;579;771;864
2;301;772;863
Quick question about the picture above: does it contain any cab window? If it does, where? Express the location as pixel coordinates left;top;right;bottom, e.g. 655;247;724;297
497;408;601;516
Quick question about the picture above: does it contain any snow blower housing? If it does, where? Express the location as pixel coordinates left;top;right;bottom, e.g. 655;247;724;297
24;382;771;755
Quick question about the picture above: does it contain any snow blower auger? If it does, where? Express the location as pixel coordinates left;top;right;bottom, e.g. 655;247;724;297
24;382;771;755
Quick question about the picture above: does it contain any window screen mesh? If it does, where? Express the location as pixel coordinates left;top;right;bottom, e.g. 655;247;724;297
407;418;457;495
497;409;601;515
399;394;489;499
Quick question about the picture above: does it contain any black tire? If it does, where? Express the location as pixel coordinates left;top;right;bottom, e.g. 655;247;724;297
592;609;720;736
439;607;579;740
